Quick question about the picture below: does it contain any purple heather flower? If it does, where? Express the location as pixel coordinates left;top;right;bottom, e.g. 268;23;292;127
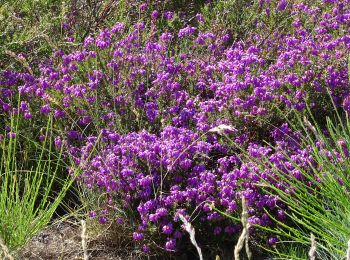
145;102;158;122
142;244;150;253
164;11;174;21
268;236;278;246
89;211;97;218
116;218;124;225
54;136;62;149
162;224;173;235
62;74;71;82
83;36;94;48
133;232;144;241
2;103;11;112
178;26;197;38
99;217;108;224
277;0;288;11
337;139;349;158
139;3;147;12
156;208;168;217
343;95;350;113
160;32;174;42
277;209;286;221
67;130;79;140
151;10;160;20
179;159;192;170
96;29;111;49
40;104;51;114
111;22;125;34
39;134;46;142
54;110;65;119
7;132;16;139
165;238;176;251
24;112;32;119
20;101;29;112
338;177;344;186
196;13;204;23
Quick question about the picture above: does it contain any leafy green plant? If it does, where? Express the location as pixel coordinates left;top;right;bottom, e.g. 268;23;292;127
239;102;350;259
0;114;76;253
262;109;350;259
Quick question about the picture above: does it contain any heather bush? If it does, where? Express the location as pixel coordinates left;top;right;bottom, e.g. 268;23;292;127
1;0;350;257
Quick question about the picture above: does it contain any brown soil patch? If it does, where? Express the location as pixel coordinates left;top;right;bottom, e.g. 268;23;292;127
18;221;144;260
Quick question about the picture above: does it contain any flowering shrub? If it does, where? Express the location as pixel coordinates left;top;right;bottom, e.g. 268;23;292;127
1;0;350;254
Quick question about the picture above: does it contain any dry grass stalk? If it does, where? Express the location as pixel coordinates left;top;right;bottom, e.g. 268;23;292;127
346;239;350;260
308;233;316;260
234;228;246;260
303;117;323;142
0;237;14;260
234;196;252;260
178;214;203;260
81;220;89;260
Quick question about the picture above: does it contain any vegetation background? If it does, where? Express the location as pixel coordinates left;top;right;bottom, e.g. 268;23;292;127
1;0;350;259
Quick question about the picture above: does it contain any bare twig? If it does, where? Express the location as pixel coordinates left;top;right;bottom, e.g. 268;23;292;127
5;50;33;75
309;233;316;260
234;196;252;260
346;239;350;260
303;117;323;142
178;214;203;260
0;237;14;260
81;220;89;260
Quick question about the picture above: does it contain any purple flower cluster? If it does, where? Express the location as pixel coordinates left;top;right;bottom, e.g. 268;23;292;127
1;0;350;252
78;121;324;249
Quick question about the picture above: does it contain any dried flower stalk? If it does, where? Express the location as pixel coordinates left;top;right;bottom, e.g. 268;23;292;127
234;196;252;260
178;214;203;260
309;233;316;260
81;220;89;260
